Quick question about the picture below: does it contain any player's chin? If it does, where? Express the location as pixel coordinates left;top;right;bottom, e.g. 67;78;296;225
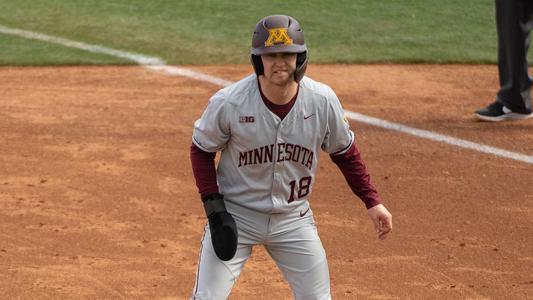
270;73;293;85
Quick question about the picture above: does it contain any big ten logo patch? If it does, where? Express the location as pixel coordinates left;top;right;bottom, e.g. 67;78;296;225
239;116;255;123
265;28;293;47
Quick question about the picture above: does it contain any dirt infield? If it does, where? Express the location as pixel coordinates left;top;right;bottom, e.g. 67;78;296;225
1;65;532;299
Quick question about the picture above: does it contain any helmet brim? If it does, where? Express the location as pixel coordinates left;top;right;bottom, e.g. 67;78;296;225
251;44;307;56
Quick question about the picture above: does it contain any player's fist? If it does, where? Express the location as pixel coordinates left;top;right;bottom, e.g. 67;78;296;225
367;204;392;240
202;193;238;261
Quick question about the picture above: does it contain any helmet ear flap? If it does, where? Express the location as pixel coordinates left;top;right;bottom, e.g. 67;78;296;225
296;52;307;67
294;52;308;82
251;54;264;76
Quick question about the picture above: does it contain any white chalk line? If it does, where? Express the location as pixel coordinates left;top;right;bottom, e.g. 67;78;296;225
1;24;532;164
145;65;232;87
346;111;533;164
0;25;232;87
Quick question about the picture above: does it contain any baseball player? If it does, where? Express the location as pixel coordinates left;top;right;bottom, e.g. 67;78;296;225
189;15;392;300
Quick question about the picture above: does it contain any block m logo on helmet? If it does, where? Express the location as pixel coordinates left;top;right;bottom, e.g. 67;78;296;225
265;28;293;47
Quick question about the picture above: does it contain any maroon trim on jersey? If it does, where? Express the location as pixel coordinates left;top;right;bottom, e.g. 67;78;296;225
330;143;382;209
258;78;298;120
190;143;219;196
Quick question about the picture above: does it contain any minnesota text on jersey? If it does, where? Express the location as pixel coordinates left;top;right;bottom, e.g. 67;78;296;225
238;143;314;169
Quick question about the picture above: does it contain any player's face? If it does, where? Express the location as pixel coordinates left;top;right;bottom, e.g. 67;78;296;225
260;52;297;86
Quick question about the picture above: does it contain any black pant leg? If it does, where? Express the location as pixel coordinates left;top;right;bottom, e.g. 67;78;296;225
496;0;533;113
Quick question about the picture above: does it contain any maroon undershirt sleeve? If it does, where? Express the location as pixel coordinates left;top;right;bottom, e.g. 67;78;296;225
190;143;219;196
330;143;382;209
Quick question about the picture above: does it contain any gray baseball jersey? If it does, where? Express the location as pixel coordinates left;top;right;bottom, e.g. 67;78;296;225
192;74;354;213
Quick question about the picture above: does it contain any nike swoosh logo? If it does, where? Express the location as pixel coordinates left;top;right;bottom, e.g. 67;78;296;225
300;208;310;217
304;114;315;120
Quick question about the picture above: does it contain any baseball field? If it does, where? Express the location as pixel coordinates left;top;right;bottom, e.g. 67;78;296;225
1;1;532;299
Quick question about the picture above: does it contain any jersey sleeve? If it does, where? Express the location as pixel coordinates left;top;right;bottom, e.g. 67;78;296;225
321;87;355;155
192;90;231;152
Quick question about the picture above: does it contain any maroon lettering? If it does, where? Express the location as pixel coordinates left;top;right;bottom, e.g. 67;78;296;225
237;143;313;168
291;145;301;162
305;151;313;169
248;150;254;164
238;151;248;167
287;176;313;203
285;143;293;161
298;176;312;198
265;144;273;162
288;180;297;203
277;143;286;162
300;148;309;165
253;148;263;165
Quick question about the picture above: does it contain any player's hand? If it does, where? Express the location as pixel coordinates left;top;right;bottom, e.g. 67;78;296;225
367;204;392;240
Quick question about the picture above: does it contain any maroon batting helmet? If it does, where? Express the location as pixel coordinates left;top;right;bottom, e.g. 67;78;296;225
250;15;308;82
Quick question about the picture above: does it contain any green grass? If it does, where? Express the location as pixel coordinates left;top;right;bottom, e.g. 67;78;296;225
0;34;130;65
0;0;498;65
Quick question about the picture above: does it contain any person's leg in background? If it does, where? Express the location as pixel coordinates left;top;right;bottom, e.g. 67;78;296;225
475;0;533;121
